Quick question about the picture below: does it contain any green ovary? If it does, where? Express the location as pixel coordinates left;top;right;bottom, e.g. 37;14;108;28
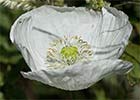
60;46;79;65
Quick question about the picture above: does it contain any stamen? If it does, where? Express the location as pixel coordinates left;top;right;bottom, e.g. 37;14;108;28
46;36;93;69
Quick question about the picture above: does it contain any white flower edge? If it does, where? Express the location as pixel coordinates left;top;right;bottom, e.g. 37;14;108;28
21;59;132;91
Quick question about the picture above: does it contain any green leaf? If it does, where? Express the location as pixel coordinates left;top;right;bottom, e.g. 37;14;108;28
121;42;140;84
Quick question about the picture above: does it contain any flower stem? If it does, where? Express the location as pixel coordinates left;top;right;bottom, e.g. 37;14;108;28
114;1;140;7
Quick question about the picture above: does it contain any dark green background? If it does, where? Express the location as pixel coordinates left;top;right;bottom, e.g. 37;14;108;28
0;0;140;99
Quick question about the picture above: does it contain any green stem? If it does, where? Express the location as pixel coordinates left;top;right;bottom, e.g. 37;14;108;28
114;1;140;7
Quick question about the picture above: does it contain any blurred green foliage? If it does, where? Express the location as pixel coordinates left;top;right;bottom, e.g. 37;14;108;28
0;0;140;99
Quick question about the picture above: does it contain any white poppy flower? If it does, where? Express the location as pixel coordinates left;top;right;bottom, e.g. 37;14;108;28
10;5;133;91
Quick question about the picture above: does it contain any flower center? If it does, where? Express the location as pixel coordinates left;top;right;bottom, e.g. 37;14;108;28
46;36;93;69
60;46;79;65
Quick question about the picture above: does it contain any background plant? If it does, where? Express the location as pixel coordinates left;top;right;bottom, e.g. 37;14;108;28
0;0;140;99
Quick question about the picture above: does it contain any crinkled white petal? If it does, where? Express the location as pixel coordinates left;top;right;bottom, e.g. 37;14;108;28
92;7;132;60
21;59;132;91
10;13;58;71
